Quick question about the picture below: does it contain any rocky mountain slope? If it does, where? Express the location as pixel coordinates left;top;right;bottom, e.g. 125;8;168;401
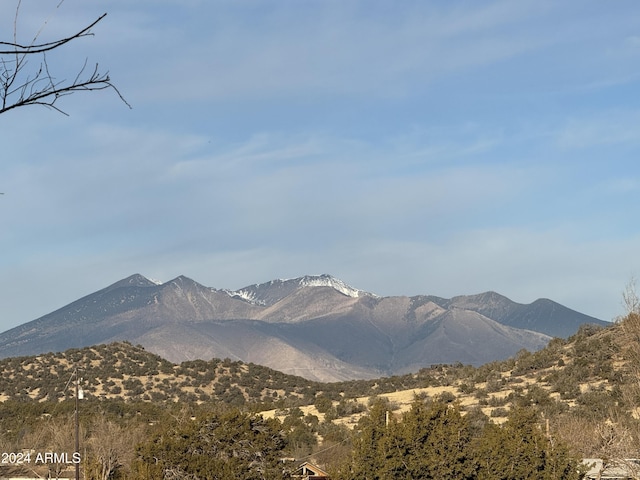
0;274;606;381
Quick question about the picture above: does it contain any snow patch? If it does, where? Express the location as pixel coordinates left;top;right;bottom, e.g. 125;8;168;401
222;289;267;306
223;274;376;305
297;274;369;298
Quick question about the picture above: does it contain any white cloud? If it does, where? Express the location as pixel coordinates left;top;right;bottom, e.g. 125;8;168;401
115;0;555;103
557;110;640;149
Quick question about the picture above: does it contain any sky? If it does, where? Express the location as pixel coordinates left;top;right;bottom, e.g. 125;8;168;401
1;0;640;330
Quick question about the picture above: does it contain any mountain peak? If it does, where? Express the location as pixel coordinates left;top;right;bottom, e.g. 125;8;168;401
168;275;196;285
225;274;374;306
103;274;159;292
296;274;370;298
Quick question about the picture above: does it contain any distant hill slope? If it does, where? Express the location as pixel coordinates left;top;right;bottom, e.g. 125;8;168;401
0;341;321;405
0;274;606;381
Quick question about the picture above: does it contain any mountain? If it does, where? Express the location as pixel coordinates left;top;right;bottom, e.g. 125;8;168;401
0;274;606;382
424;291;599;339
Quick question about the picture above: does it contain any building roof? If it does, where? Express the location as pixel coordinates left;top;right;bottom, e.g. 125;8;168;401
293;461;330;479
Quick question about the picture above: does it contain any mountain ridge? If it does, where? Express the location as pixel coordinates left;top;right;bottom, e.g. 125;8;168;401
0;273;607;381
224;273;373;306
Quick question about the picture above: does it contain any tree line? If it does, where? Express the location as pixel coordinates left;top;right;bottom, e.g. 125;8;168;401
0;393;585;480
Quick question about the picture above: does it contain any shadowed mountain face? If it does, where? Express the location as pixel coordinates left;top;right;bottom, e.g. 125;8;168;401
0;274;607;382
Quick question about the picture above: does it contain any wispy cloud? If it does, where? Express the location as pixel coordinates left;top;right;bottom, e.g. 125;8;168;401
107;0;555;103
2;0;640;330
557;110;640;149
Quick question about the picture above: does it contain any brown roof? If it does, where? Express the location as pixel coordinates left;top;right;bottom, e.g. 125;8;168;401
293;461;330;479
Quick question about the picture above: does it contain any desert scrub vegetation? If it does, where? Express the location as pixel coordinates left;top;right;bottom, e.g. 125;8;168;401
3;313;640;478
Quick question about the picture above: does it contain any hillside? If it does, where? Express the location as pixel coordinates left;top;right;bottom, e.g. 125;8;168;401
0;321;625;422
0;318;638;479
0;274;606;382
0;341;321;406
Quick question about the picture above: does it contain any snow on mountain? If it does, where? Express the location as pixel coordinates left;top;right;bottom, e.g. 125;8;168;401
224;288;266;305
297;274;372;298
223;274;375;305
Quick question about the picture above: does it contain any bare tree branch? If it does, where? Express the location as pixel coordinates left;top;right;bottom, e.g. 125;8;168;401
0;13;107;55
0;9;130;115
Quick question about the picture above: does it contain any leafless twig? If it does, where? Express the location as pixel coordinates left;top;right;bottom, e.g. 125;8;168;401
0;9;130;115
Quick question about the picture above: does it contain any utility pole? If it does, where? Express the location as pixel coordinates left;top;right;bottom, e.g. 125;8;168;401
66;367;83;480
75;369;80;480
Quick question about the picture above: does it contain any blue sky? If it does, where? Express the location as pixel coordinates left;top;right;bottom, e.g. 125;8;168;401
1;0;640;329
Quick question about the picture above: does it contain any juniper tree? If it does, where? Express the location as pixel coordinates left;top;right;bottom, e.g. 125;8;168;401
134;408;287;480
474;407;582;480
345;398;476;480
345;398;391;480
